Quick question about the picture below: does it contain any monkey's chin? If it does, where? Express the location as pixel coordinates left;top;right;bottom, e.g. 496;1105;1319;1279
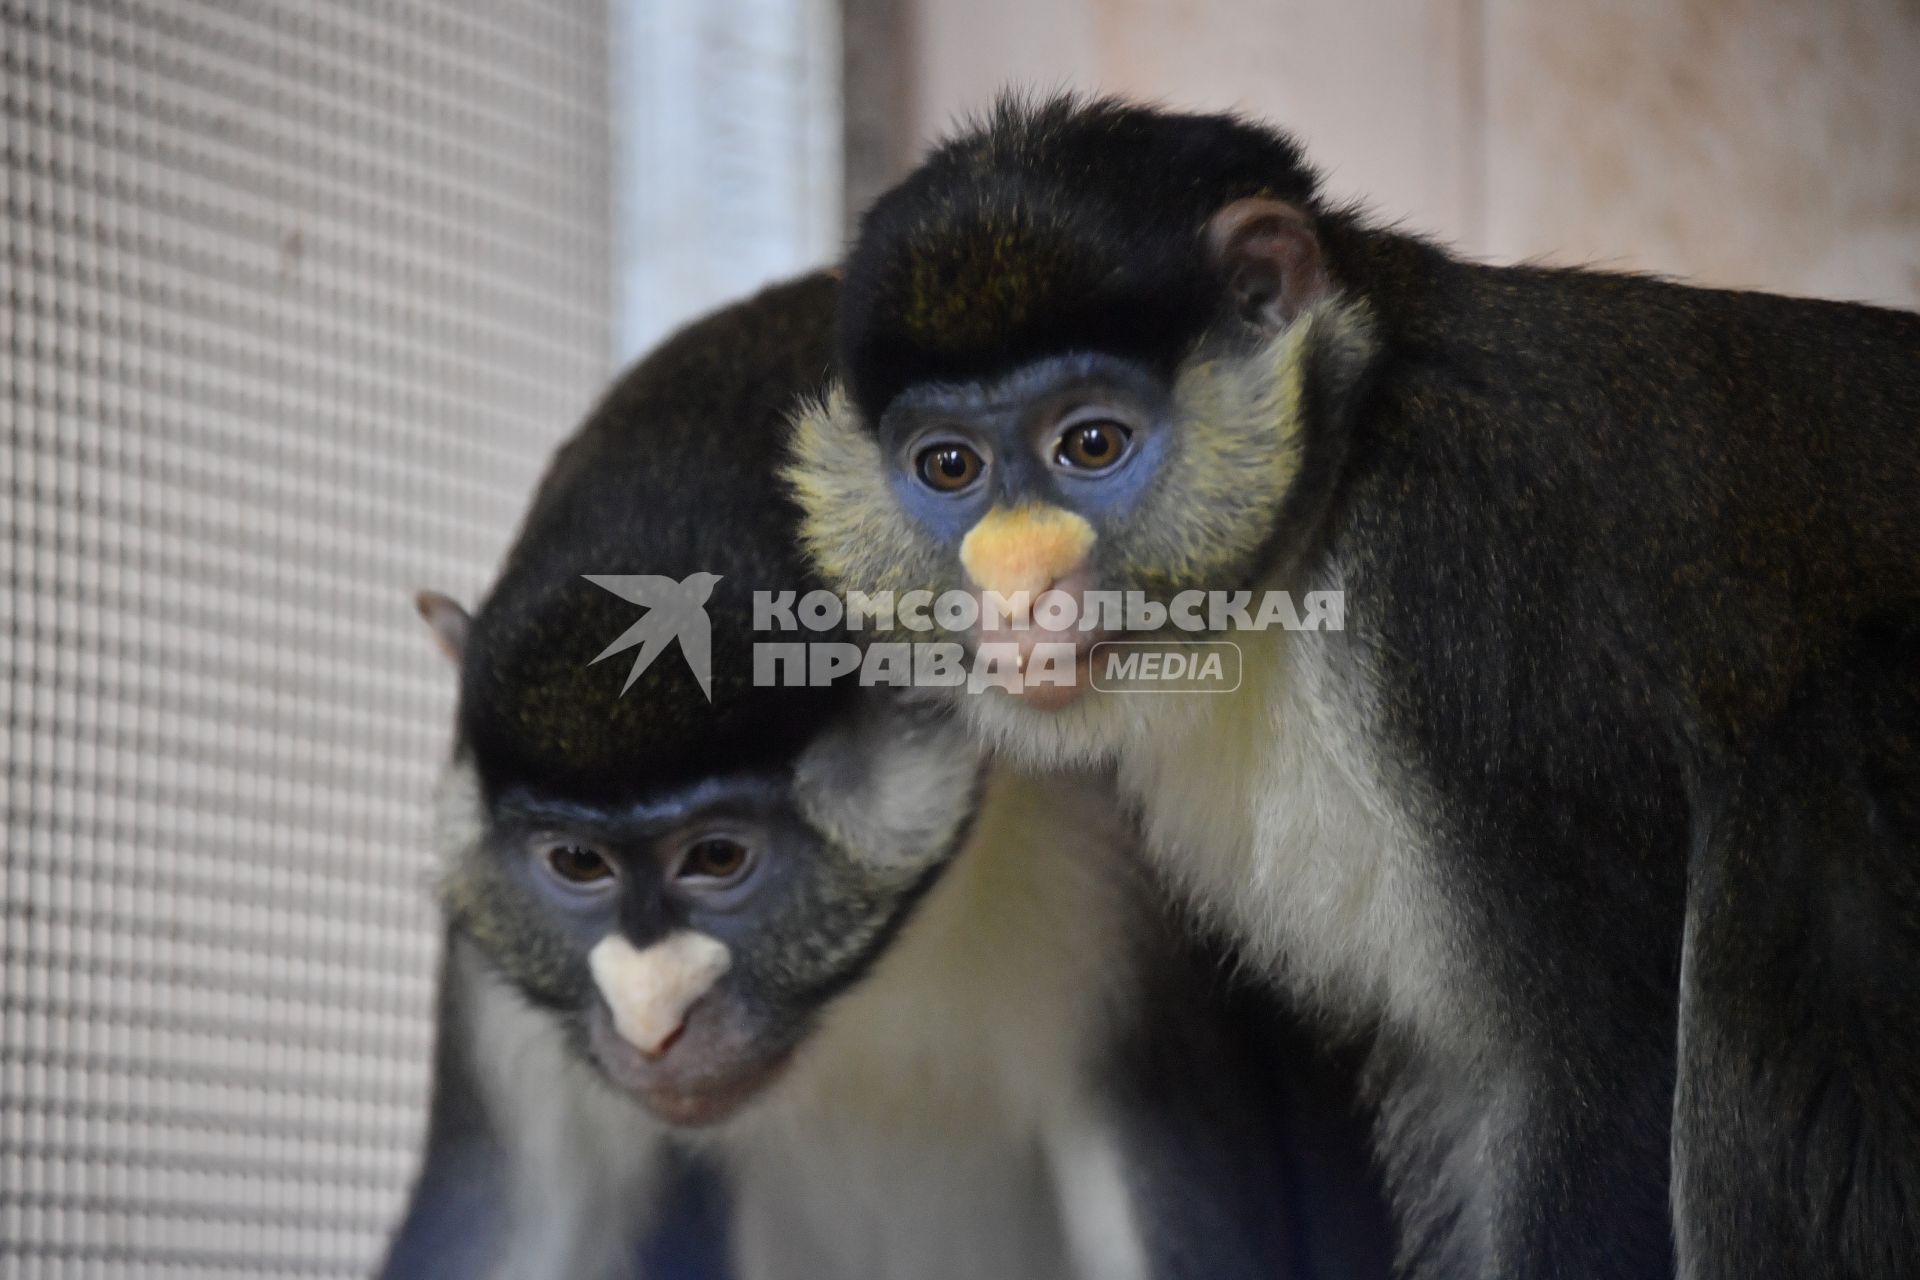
971;626;1106;712
954;671;1137;775
1003;649;1096;711
587;1010;794;1129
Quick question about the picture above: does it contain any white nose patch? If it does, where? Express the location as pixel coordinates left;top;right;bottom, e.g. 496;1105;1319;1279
588;930;732;1056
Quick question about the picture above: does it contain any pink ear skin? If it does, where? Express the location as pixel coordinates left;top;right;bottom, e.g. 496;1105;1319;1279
413;590;471;668
1205;197;1332;332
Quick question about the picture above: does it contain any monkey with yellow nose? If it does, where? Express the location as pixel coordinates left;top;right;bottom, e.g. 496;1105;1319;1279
789;96;1920;1279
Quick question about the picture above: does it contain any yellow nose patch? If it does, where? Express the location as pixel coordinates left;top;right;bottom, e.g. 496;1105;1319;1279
959;505;1097;604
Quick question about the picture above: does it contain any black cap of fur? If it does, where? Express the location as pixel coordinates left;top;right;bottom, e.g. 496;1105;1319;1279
460;273;852;807
839;94;1320;418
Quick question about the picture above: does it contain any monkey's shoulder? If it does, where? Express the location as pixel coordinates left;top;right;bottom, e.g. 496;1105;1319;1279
1341;225;1919;414
1335;232;1920;616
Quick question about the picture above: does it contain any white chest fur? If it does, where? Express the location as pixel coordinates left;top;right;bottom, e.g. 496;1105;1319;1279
716;767;1150;1280
1115;626;1459;1041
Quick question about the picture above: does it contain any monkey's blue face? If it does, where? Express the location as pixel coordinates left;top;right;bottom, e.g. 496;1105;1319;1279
438;695;982;1128
473;775;853;1126
867;352;1181;712
881;352;1174;548
493;772;812;986
788;329;1322;716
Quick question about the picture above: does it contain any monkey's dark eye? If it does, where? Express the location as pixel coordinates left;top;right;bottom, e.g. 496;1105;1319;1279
675;837;752;884
1055;420;1131;471
544;843;616;887
915;443;984;492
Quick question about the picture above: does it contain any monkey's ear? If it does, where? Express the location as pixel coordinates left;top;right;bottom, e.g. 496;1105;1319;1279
414;590;471;668
1205;197;1330;332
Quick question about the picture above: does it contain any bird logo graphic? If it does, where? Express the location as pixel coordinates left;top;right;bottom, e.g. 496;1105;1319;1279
583;572;722;699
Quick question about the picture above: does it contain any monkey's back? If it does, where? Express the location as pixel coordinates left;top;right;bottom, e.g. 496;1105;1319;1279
1304;229;1919;1073
1331;223;1920;747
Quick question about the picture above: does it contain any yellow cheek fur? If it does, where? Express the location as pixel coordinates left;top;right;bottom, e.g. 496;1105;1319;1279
1158;318;1312;574
958;505;1097;599
784;386;943;596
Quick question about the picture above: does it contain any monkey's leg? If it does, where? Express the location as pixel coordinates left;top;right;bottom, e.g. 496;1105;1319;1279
1365;1023;1677;1280
1088;965;1393;1280
1674;608;1920;1280
1121;982;1397;1280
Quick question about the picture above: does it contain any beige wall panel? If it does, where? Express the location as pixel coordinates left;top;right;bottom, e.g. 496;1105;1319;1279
1084;0;1481;240
904;0;1480;241
1484;0;1920;306
893;0;1919;310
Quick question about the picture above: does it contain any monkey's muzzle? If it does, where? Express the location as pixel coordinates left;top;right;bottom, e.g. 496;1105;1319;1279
585;930;796;1127
960;505;1106;710
959;504;1097;613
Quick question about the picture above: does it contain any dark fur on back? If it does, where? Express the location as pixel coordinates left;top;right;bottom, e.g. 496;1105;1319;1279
832;93;1920;1279
840;94;1317;417
1328;219;1920;1276
461;273;850;806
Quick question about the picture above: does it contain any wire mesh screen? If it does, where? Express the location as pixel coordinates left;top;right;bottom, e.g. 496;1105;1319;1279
1;1;613;1274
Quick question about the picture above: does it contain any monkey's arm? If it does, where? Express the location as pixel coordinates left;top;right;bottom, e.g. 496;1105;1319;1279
1674;605;1920;1280
377;929;516;1279
377;931;702;1280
